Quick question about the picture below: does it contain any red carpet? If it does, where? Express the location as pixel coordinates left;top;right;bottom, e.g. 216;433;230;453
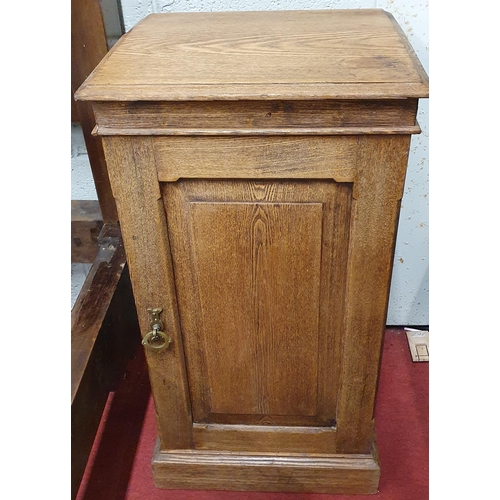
76;328;428;500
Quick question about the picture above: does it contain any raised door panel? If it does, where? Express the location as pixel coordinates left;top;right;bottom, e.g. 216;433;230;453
162;180;352;431
191;201;322;418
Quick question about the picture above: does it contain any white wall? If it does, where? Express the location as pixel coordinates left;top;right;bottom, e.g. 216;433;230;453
72;0;429;325
376;0;429;325
71;124;97;200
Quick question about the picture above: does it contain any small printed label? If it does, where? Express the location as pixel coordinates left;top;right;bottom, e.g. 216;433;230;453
405;329;429;362
411;331;427;338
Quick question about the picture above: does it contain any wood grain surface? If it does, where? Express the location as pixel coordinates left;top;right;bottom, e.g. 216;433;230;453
192;423;338;454
154;136;357;182
102;136;193;450
335;135;412;454
163;180;351;434
152;445;380;494
76;10;429;101
71;224;140;499
92;99;419;134
190;201;322;418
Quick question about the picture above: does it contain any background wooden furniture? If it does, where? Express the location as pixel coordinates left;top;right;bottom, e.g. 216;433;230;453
76;9;429;494
71;225;140;499
71;0;122;223
71;1;141;498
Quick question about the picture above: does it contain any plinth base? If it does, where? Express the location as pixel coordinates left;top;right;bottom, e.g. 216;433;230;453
152;441;380;494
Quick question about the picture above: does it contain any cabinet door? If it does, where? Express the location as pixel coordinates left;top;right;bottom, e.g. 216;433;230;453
162;179;352;452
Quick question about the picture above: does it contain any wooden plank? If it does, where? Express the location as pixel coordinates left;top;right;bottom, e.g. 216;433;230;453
71;223;141;499
192;424;337;454
75;10;429;101
71;0;120;222
154;136;357;182
78;82;429;101
92;99;419;132
96;125;421;136
71;200;103;263
102;136;193;450
152;446;380;494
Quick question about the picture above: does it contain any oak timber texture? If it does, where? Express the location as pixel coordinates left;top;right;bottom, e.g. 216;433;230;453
152;445;380;494
164;180;350;435
190;201;322;418
75;10;429;102
336;135;412;454
154;136;357;182
102;136;193;450
192;423;338;454
92;99;420;135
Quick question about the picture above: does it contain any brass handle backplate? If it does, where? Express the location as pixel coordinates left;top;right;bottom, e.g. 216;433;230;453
142;307;172;352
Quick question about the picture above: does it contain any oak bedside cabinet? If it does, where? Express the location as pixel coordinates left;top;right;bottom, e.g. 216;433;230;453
76;9;428;494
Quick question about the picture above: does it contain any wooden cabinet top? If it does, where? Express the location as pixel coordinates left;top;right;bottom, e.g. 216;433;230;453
76;9;428;102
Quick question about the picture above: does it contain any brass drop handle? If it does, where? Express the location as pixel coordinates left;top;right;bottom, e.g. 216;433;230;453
142;307;172;352
142;327;172;351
